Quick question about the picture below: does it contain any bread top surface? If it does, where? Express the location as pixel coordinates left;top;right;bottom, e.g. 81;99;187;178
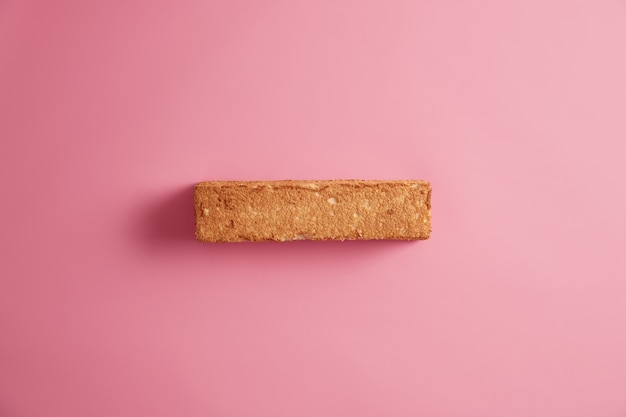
195;180;431;242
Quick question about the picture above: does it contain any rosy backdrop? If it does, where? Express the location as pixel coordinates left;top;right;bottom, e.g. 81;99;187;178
2;1;626;416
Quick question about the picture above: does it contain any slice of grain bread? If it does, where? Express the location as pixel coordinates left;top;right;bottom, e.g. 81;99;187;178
194;180;431;242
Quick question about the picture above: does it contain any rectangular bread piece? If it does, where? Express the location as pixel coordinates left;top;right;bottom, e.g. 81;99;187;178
194;180;431;242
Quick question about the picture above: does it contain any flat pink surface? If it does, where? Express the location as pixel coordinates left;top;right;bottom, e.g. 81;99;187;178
2;1;626;416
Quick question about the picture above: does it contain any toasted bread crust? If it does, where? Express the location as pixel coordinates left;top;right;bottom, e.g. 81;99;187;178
194;180;431;242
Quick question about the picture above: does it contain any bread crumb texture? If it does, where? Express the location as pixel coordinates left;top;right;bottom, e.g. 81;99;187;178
194;180;431;242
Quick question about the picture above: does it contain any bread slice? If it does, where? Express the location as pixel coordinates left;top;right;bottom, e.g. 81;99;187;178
194;180;431;242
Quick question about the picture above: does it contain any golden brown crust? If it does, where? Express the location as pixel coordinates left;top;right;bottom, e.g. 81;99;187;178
194;180;431;242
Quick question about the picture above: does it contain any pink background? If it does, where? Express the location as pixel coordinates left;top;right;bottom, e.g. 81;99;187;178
2;1;626;416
